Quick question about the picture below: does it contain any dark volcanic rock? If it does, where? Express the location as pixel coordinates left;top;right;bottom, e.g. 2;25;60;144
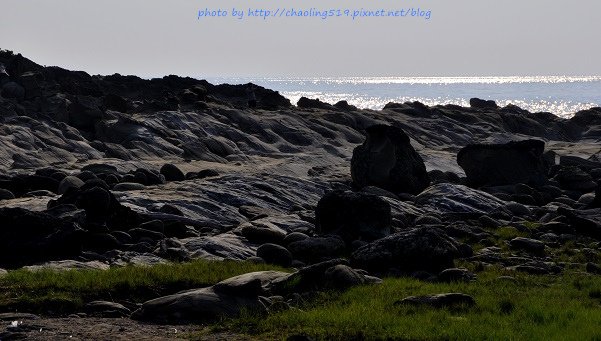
552;166;597;192
315;190;391;242
509;237;545;256
469;98;498;109
457;140;549;187
160;164;185;182
0;208;85;268
351;125;430;194
288;236;346;264
240;221;287;244
257;243;293;267
0;188;15;200
297;97;336;110
58;175;85;195
557;207;601;238
351;227;461;274
48;184;142;231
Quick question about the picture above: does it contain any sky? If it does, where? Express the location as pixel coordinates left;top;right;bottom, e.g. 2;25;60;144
1;0;600;78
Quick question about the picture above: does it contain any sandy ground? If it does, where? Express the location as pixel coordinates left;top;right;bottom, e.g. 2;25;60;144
0;317;256;341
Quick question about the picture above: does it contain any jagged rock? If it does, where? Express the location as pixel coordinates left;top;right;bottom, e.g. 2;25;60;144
315;190;391;242
351;227;460;273
415;183;507;214
351;125;430;194
457;140;549;187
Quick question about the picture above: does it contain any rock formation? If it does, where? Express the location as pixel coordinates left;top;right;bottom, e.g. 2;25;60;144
351;125;430;194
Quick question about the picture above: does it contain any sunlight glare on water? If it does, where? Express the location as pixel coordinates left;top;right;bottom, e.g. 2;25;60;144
207;76;601;118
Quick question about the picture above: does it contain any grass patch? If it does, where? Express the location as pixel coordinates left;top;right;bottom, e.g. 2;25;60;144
218;269;601;340
0;260;285;314
496;226;527;240
522;221;542;230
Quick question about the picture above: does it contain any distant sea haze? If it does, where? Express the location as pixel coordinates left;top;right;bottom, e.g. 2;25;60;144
207;76;601;119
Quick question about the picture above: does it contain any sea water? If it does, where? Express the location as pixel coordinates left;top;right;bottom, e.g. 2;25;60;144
207;76;601;119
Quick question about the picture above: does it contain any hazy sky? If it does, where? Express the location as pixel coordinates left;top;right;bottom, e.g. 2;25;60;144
1;0;600;77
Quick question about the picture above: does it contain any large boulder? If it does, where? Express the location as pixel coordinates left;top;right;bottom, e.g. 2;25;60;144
256;243;293;267
457;140;549;187
269;259;381;294
48;184;142;230
351;228;461;273
469;98;498;109
160;164;185;182
315;191;391;242
351;125;430;194
58;176;85;195
287;236;346;264
557;207;601;238
132;271;288;323
552;166;597;192
0;208;85;268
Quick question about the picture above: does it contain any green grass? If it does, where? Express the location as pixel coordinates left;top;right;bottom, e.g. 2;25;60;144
496;226;527;240
0;260;285;314
218;269;601;340
5;260;601;340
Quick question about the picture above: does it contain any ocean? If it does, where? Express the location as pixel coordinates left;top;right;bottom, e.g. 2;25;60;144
206;76;601;119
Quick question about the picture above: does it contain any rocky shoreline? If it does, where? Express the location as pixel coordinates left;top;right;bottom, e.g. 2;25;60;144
1;50;601;339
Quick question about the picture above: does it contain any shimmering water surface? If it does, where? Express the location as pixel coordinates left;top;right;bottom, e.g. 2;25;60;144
207;76;601;118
